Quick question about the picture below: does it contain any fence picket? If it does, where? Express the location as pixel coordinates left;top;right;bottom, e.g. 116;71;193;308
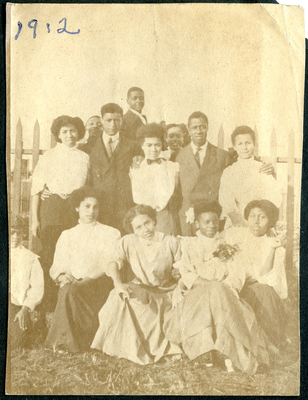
29;120;41;251
12;119;23;216
217;124;224;150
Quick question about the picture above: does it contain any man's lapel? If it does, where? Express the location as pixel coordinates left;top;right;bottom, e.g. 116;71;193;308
91;136;111;176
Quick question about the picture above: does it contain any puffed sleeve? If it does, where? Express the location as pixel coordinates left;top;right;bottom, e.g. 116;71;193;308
23;257;44;311
219;166;237;218
258;247;287;299
49;231;71;281
106;235;130;275
174;238;199;290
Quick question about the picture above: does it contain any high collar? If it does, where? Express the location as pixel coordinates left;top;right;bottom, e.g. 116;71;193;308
77;220;98;228
196;230;219;242
56;142;78;151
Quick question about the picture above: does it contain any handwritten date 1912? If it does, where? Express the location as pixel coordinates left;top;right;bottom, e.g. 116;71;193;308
15;18;80;40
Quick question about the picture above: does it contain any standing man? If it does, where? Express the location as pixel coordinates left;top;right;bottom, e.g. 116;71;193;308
78;115;103;154
176;112;232;236
121;87;147;143
88;103;139;233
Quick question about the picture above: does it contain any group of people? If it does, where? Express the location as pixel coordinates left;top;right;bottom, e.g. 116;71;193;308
10;86;288;375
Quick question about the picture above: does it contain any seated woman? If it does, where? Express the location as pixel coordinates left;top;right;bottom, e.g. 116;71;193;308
45;187;121;353
223;199;288;347
9;215;44;349
129;123;182;235
31;115;89;310
91;205;182;365
219;126;282;227
166;201;272;375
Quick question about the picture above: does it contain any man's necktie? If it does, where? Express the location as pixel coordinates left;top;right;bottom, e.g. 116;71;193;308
195;148;201;168
147;158;162;165
106;137;113;159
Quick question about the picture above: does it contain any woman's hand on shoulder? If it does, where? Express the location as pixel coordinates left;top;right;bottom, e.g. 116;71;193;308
115;283;131;300
259;161;274;176
131;156;144;169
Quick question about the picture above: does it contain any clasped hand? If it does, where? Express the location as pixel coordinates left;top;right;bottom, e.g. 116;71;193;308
115;283;131;300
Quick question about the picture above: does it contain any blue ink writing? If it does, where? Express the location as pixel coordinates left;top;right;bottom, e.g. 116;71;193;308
57;18;80;35
14;21;22;40
28;19;38;39
14;19;80;40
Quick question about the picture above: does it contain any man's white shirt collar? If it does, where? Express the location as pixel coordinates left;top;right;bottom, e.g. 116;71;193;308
102;132;120;144
130;108;147;125
191;140;208;153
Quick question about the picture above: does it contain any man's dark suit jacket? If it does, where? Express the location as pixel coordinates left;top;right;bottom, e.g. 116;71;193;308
121;109;147;142
88;135;139;233
176;142;233;236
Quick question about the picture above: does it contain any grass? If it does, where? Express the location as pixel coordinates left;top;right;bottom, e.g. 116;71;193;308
6;296;300;396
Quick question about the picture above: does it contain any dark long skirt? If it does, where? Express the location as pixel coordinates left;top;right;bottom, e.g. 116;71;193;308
39;194;77;311
45;275;113;353
240;281;287;346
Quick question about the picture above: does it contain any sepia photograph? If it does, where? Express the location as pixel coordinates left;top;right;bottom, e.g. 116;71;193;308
6;3;304;395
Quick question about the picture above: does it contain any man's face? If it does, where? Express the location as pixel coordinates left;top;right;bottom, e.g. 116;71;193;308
127;91;145;113
188;118;208;147
166;127;184;152
85;117;103;138
101;113;122;136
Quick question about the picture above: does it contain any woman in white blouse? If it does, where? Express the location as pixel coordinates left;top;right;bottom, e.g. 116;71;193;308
31;116;89;310
219;126;282;228
129;123;181;235
45;186;120;353
223;199;288;347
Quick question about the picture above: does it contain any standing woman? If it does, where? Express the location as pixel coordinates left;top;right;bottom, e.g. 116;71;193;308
31;116;89;310
129;123;182;235
91;205;182;365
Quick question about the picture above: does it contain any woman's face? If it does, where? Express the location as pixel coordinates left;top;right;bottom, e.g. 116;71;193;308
58;124;79;147
195;212;219;238
142;137;162;160
76;197;99;224
233;133;255;159
131;214;156;240
247;207;270;237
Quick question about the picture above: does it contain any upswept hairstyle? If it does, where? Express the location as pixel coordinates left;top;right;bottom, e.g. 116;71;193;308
194;201;222;220
51;115;85;142
100;103;123;118
123;205;157;234
136;123;165;145
127;87;144;97
188;111;209;127
70;186;102;210
231;126;256;145
244;199;279;228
